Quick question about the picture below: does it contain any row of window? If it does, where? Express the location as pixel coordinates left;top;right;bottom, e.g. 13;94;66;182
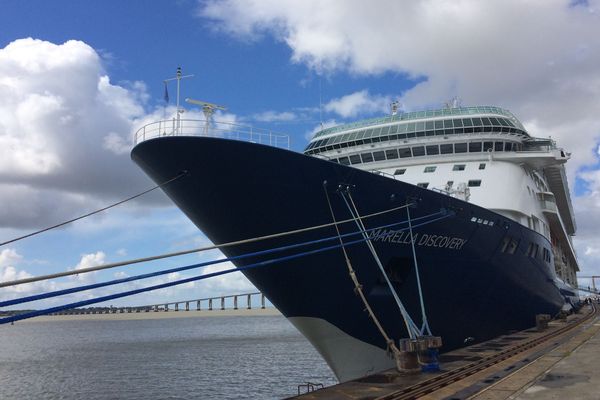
500;236;552;263
395;163;486;176
328;141;521;166
305;116;526;154
313;106;522;138
416;180;481;189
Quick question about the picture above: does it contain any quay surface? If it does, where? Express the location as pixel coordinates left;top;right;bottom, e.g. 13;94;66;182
292;304;599;400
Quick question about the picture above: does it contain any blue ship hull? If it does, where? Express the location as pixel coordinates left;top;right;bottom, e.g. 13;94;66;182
131;136;565;380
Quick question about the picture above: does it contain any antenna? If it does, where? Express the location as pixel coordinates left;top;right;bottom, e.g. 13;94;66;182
391;101;400;116
164;67;194;134
444;96;462;109
185;98;227;135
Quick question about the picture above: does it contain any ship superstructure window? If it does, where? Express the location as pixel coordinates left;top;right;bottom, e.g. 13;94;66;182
412;146;425;156
424;166;437;173
453;164;466;171
399;148;412;158
440;144;453;154
349;154;362;164
361;153;374;163
468;180;482;187
417;182;429;188
479;163;486;170
373;151;386;161
454;143;467;153
394;168;406;175
469;142;482;152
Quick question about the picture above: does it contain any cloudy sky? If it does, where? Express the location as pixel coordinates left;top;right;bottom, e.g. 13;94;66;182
1;0;599;309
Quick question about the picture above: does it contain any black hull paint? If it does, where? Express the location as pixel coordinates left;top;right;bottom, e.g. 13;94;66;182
131;136;564;365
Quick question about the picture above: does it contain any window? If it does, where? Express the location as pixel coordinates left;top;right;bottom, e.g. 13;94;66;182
394;168;406;175
417;182;429;189
494;141;504;151
483;142;493;151
373;151;386;161
399;147;412;158
453;164;466;171
468;180;482;187
479;163;486;170
360;152;374;163
469;142;482;152
385;149;399;160
426;145;439;155
424;166;437;173
349;154;362;165
412;146;425;156
501;237;519;255
455;143;467;153
440;144;453;154
338;157;350;165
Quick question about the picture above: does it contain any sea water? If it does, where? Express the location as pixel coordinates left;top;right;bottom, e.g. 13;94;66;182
0;315;337;399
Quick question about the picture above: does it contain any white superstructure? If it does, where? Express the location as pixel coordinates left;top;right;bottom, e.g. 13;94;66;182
304;106;578;287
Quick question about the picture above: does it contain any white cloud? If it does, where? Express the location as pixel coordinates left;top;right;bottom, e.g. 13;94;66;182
324;90;391;118
198;0;600;278
0;38;161;230
252;110;297;122
70;251;106;283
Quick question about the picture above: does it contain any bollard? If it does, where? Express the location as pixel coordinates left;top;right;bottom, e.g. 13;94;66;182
220;297;225;310
247;294;252;310
261;294;266;309
536;314;551;331
417;336;442;372
397;339;420;372
234;296;238;310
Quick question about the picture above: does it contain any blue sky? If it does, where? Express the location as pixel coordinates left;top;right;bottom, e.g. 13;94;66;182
1;0;600;309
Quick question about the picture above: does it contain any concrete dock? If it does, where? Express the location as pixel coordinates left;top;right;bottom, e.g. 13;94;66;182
293;305;599;399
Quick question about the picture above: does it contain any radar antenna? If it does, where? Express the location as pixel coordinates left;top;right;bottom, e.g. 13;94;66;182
390;101;400;116
185;98;227;135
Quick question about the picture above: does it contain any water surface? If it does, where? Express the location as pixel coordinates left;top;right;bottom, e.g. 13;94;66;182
0;315;337;399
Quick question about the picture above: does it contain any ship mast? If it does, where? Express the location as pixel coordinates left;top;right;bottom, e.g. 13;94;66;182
164;67;194;134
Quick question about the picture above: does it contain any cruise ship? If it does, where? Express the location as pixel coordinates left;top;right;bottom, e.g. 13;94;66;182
131;104;579;382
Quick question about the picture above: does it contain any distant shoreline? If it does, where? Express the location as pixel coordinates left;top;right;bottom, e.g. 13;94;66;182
13;308;282;323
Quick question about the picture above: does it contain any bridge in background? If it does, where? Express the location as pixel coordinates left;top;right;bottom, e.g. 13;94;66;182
51;292;267;315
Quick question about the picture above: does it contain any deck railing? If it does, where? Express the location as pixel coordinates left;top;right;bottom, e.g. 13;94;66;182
134;118;290;149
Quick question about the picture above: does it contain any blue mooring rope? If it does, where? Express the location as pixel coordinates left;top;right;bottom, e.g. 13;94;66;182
0;210;444;308
0;210;453;325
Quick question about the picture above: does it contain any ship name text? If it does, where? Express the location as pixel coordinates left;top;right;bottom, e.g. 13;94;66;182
368;229;468;250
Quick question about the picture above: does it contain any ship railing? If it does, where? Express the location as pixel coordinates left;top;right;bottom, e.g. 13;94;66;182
134;119;290;149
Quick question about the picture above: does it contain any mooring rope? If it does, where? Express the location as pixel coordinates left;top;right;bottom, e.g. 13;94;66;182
0;201;415;289
0;211;455;325
406;205;433;336
323;184;404;365
0;211;445;308
0;171;188;248
341;189;420;339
